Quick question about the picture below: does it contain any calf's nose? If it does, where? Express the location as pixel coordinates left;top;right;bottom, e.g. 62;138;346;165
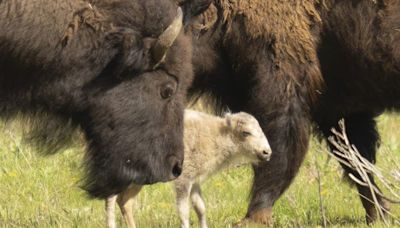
260;148;272;161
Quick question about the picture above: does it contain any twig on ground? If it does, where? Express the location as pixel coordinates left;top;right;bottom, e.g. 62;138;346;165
313;152;327;228
327;119;400;226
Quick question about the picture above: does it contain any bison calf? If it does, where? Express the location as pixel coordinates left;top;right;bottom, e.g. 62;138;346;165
106;109;271;228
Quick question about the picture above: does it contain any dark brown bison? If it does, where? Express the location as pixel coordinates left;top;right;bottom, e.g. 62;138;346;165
0;0;211;198
184;0;399;224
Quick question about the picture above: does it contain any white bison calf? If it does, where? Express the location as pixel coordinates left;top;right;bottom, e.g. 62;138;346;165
106;110;272;228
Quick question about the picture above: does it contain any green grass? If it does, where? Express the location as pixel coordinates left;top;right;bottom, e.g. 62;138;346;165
0;114;399;227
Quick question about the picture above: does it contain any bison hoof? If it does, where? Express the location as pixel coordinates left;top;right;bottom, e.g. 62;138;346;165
234;208;273;227
233;218;267;228
366;199;390;224
248;207;273;224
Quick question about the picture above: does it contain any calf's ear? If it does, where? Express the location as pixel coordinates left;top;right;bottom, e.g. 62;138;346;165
178;0;212;24
225;113;234;129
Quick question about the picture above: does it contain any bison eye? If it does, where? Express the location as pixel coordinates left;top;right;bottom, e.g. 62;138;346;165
160;83;176;99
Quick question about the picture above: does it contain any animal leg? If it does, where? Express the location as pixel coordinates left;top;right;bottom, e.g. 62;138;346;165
190;183;208;228
116;185;143;228
247;112;311;225
175;181;193;228
321;113;389;224
226;88;313;224
106;195;118;228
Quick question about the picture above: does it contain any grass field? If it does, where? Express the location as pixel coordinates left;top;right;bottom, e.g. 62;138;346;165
0;113;399;227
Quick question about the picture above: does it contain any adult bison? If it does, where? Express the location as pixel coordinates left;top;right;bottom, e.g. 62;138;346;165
0;0;211;198
184;0;399;224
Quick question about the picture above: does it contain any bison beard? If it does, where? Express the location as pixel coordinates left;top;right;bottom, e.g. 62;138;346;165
187;0;399;224
0;0;210;198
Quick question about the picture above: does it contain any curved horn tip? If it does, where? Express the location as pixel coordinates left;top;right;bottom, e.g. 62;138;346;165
177;7;183;19
151;6;184;68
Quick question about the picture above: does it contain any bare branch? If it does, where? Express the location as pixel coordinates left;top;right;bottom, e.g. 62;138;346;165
327;119;400;226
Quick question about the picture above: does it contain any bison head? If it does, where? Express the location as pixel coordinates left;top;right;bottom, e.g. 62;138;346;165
76;0;211;198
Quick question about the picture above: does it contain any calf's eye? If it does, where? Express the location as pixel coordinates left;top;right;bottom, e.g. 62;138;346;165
241;131;252;137
160;83;176;99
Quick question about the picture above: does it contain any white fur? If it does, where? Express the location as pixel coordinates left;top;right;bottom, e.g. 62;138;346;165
106;109;271;228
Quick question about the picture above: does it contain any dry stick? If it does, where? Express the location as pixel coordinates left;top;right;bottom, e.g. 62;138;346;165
345;144;385;222
332;146;388;226
355;186;400;226
348;173;400;204
330;148;388;225
330;132;400;202
352;147;400;200
327;119;400;226
332;120;400;213
314;153;328;228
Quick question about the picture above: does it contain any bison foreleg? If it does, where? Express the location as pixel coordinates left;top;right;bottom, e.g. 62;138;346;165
237;98;312;224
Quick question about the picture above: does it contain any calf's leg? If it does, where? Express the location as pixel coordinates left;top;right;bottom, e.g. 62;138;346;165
175;181;193;228
106;195;118;228
116;185;143;228
190;183;207;228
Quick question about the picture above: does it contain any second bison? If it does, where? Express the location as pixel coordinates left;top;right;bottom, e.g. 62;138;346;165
185;0;399;224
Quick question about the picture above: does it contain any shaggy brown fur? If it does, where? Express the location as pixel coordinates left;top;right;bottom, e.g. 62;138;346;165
0;0;211;198
192;0;324;104
61;3;109;47
186;0;324;224
185;0;400;224
314;0;400;223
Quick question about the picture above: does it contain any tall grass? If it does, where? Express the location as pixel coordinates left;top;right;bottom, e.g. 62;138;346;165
0;113;399;227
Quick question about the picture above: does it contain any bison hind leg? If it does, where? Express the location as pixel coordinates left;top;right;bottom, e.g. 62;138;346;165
320;113;390;224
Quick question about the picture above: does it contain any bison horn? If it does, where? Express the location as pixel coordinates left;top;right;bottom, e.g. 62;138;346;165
151;7;183;68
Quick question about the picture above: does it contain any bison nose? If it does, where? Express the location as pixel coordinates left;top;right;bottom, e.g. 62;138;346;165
168;156;183;179
172;162;182;178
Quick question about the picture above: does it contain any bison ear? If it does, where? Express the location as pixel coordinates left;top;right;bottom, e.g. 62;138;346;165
104;29;151;79
178;0;212;24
